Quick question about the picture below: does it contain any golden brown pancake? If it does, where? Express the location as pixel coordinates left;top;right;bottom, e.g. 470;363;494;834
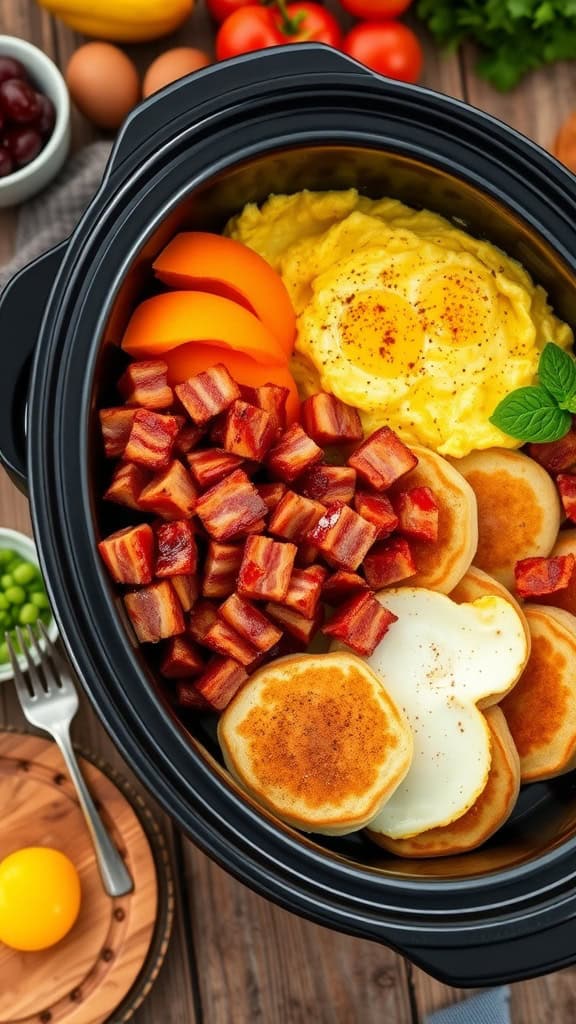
538;529;576;616
452;448;561;591
366;707;520;858
387;446;478;594
218;653;413;835
501;604;576;782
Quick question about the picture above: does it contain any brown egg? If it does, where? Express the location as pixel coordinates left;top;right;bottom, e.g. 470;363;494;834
66;43;141;131
143;48;211;98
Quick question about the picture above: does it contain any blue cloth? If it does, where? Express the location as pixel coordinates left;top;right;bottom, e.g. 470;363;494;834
425;987;511;1024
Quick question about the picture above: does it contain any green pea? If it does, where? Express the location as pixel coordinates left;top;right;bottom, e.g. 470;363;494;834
0;641;9;663
0;594;8;611
0;550;14;567
13;562;37;586
19;603;39;625
31;592;50;610
5;586;26;606
0;573;14;590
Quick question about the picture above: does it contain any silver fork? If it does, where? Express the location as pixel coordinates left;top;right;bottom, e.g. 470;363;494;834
6;622;133;897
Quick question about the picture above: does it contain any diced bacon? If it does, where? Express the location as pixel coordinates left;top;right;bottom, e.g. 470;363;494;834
529;424;576;474
186;448;244;489
353;491;398;539
124;409;181;470
172;574;200;612
238;535;297;602
204;617;259;666
124;580;185;642
219;593;282;652
104;462;149;510
515;555;575;598
193;657;248;711
307;502;377;571
223;400;276;460
160;636;204;679
118;359;173;410
297;464;357;506
268;490;325;543
322;591;397;656
175;423;205;455
137;460;197;519
322;570;369;604
175;364;241;424
238;518;267;536
256;482;287;512
557;474;576;523
393;486;439;543
196;469;266;541
348;426;418;491
296;543;320;567
363;537;417;589
301;393;363;445
98;524;154;585
188;599;219;644
281;566;327;618
202;542;244;599
265;602;324;645
175;681;211;712
99;407;137;458
155;520;198;577
240;383;289;433
266;424;323;482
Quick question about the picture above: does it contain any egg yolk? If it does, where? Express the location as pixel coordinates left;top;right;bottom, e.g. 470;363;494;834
416;267;495;347
0;846;81;951
339;290;424;378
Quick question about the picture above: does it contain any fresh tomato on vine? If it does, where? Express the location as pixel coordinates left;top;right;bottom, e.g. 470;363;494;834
216;6;283;60
273;1;343;46
343;22;423;83
338;0;413;18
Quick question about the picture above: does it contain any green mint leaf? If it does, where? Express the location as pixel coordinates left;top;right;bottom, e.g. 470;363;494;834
489;386;571;442
538;343;576;406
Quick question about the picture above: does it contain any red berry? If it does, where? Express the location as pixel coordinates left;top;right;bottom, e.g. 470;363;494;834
3;126;42;167
0;146;14;177
0;78;41;123
0;56;28;86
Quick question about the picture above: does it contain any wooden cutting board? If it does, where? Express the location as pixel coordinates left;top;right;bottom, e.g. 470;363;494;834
0;731;173;1024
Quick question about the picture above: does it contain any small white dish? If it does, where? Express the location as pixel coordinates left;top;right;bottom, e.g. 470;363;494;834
0;527;58;683
0;35;70;208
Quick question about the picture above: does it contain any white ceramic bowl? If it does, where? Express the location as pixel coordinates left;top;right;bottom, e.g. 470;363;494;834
0;35;70;208
0;527;58;682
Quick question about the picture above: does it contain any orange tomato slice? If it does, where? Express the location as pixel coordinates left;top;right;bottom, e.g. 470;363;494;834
153;233;296;358
121;291;287;366
163;342;300;425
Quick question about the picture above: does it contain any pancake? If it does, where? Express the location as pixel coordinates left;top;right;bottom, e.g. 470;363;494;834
501;604;576;782
366;707;520;857
538;529;576;616
451;448;561;590
387;446;478;594
218;652;413;835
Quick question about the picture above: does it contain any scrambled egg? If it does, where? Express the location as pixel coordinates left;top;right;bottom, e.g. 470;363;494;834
227;190;573;457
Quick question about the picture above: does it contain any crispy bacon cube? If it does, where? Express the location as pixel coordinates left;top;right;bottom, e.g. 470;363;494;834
104;462;149;510
175;423;205;455
186;448;244;489
353;491;398;539
219;593;282;653
256;482;287;512
223;400;276;461
155;520;198;577
98;524;154;585
363;537;417;589
238;535;297;602
175;681;211;712
241;383;289;433
188;599;219;644
348;426;418;491
301;393;363;445
204;617;259;666
118;359;173;410
557;474;576;523
393;486;439;543
307;502;377;571
322;591;397;656
99;407;137;458
265;602;324;645
160;636;204;679
202;542;244;599
515;555;575;598
266;424;323;482
175;364;241;425
172;574;200;612
138;460;197;519
124;580;185;643
322;570;368;604
196;469;267;541
193;657;248;711
297;465;357;506
124;410;181;471
529;424;576;474
268;490;325;543
282;566;327;618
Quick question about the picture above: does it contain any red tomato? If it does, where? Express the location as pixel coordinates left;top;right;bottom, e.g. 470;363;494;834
274;2;343;46
343;22;423;83
339;0;413;18
206;0;255;25
216;7;283;60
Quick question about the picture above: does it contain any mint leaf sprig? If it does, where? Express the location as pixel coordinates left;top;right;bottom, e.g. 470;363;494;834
490;344;576;444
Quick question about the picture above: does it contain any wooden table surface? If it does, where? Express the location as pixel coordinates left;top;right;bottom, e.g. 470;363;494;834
2;2;576;1020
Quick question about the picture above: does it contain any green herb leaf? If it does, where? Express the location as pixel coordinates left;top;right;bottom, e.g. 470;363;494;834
489;386;571;442
538;342;576;407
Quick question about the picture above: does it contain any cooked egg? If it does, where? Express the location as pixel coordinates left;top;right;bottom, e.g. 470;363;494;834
0;846;81;951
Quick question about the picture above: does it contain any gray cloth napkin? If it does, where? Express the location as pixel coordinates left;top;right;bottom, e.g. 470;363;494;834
425;987;511;1024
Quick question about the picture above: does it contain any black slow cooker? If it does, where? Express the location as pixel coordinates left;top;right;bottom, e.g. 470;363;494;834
2;44;576;987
